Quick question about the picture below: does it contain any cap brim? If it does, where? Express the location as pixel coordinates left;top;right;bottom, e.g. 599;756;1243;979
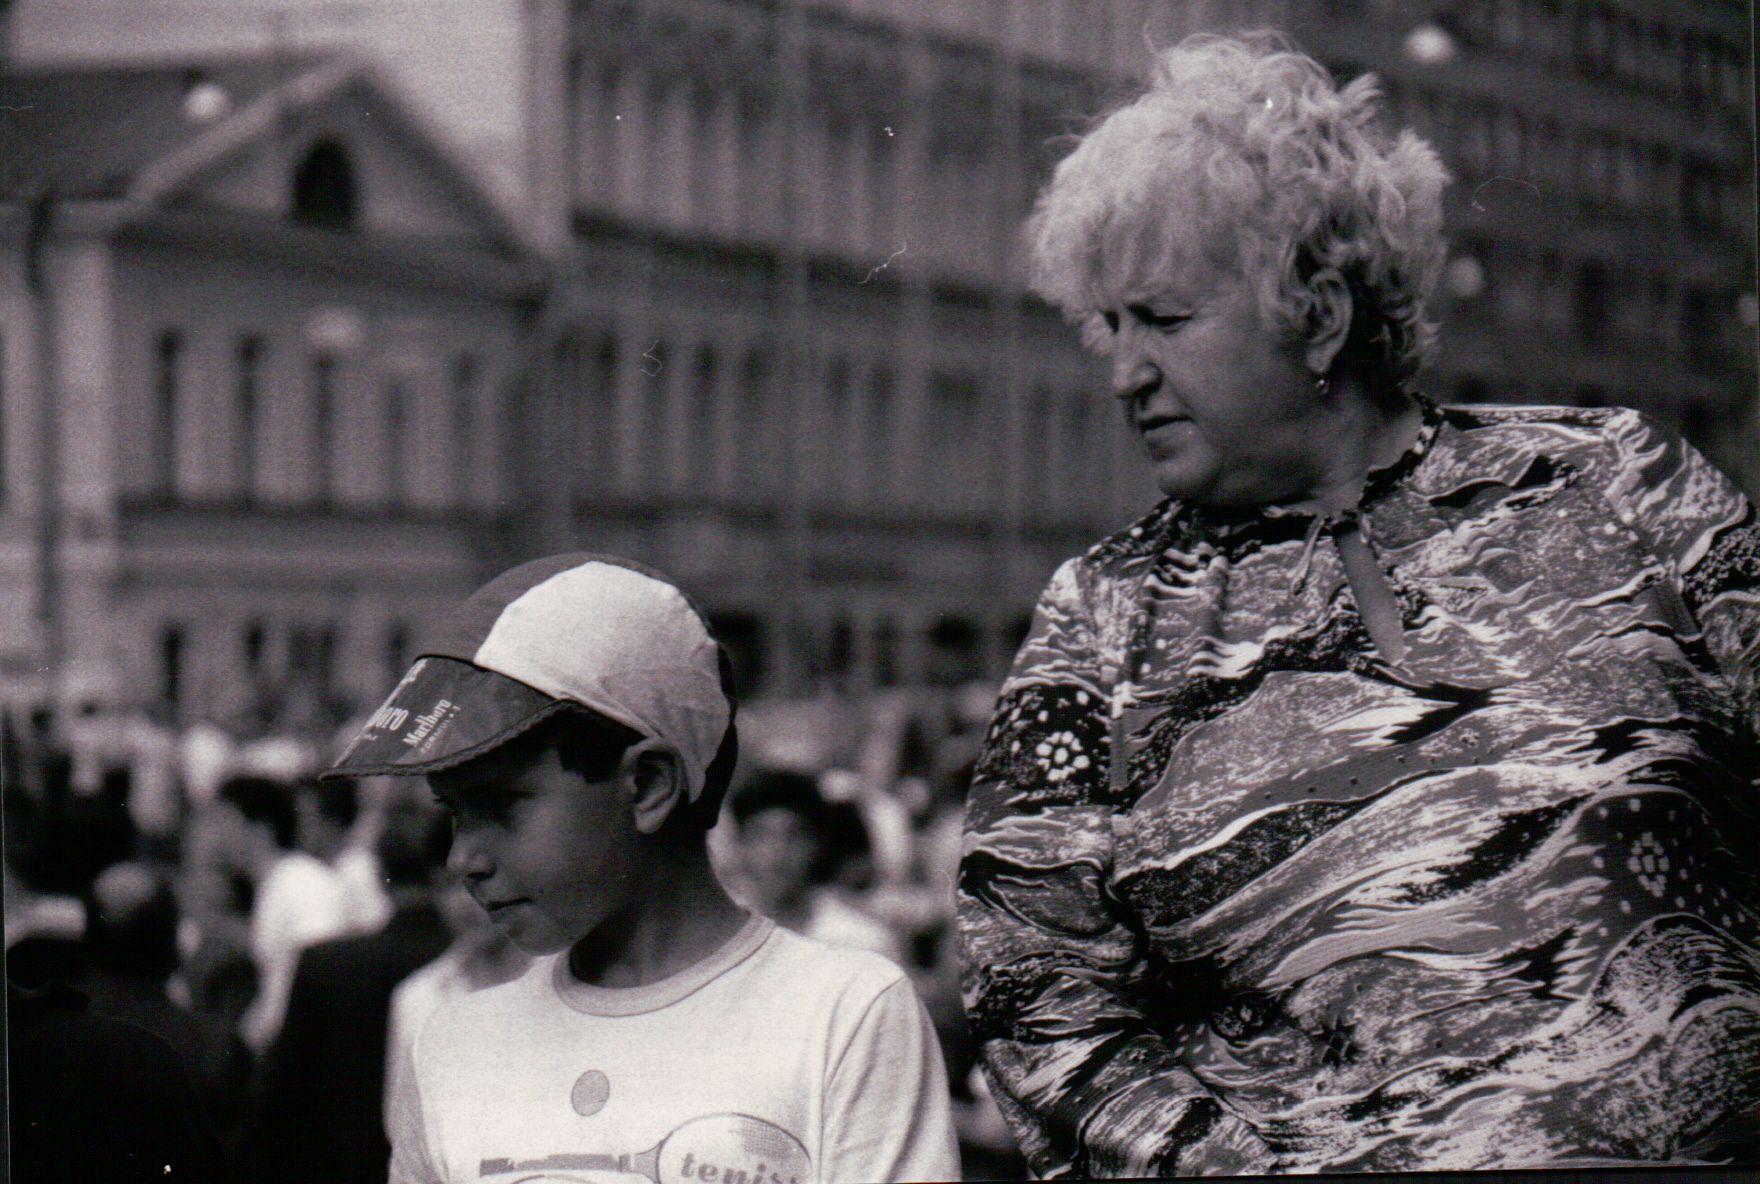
321;656;572;780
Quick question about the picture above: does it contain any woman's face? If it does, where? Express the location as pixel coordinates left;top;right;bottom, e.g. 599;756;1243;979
1096;236;1335;508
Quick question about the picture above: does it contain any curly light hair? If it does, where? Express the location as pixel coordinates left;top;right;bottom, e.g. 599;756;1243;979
1026;32;1451;391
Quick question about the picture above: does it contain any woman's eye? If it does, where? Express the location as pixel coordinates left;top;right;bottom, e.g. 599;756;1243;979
1146;313;1189;331
1100;311;1120;333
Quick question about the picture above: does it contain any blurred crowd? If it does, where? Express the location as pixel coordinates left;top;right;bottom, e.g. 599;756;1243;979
2;683;1025;1182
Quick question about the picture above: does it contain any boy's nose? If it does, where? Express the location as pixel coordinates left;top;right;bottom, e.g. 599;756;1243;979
446;830;493;880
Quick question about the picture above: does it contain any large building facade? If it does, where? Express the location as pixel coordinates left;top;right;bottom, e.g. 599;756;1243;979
5;0;1754;716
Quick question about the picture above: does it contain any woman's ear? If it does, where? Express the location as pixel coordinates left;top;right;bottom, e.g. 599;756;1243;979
619;740;689;836
1304;268;1354;381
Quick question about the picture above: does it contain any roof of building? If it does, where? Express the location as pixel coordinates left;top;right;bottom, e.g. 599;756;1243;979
0;54;327;200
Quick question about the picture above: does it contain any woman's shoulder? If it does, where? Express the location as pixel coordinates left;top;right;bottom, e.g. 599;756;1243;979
1072;498;1188;571
1424;400;1679;492
1434;400;1664;452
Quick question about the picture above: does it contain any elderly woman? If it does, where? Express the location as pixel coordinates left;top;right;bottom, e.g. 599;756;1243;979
958;33;1760;1176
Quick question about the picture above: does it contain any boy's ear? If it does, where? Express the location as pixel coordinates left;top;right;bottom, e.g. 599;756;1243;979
619;740;690;835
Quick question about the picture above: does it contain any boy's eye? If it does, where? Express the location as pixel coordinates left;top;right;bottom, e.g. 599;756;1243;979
1100;310;1119;333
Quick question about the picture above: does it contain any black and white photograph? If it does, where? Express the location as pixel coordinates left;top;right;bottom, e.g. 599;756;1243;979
2;1;1756;1180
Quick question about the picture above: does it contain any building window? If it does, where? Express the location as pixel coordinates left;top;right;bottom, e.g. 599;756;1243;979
235;335;265;501
1456;104;1492;174
288;622;337;701
692;345;717;491
827;615;854;685
865;364;894;504
1575;262;1610;345
927;369;983;512
738;348;770;495
873;616;898;687
584;332;619;484
150;330;183;496
1680;162;1723;231
1681;288;1717;370
926;614;982;687
1574;3;1613;76
243;619;268;680
450;353;478;507
1492;109;1525;172
292;139;358;230
643;338;669;483
386;620;410;681
159;624;185;712
1681;397;1714;453
823;356;852;502
384;377;408;505
310;354;338;502
0;329;6;505
708;611;765;699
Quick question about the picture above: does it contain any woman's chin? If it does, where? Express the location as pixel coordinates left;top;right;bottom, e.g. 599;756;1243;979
1150;462;1222;504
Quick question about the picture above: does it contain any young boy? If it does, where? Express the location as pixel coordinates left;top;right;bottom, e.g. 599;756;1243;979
323;554;959;1183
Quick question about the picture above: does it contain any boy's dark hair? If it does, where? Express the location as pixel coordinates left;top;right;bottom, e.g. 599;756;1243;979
521;704;739;834
217;775;297;850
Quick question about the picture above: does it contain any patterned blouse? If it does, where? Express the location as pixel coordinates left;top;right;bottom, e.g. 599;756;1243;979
959;401;1760;1175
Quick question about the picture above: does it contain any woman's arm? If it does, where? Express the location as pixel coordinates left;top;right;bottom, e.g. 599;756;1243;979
957;560;1272;1177
1600;410;1760;736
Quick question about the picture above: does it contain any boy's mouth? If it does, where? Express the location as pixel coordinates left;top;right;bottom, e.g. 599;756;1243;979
478;896;530;915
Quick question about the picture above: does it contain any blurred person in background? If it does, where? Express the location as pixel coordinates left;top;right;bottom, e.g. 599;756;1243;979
173;791;261;1035
211;774;355;1051
4;787;88;989
9;975;220;1183
296;775;394;933
241;786;452;1183
959;31;1760;1175
728;769;907;966
78;859;253;1144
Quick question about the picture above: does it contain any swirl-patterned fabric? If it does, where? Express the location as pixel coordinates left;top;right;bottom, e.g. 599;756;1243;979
959;401;1760;1176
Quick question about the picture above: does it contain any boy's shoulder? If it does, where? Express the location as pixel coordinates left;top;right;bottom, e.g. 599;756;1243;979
410;953;552;1055
749;920;910;1006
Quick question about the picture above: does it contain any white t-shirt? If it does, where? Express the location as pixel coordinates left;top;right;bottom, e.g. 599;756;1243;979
388;914;959;1184
240;850;352;1051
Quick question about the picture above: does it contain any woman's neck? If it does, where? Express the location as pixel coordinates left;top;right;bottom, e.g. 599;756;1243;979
1290;380;1423;516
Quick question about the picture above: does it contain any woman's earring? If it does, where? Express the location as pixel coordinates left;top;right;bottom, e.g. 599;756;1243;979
1312;371;1332;399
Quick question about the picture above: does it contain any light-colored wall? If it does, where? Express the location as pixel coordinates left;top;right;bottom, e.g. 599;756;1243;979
109;233;521;512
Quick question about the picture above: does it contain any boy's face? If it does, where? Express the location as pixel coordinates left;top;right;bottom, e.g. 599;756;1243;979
428;740;642;956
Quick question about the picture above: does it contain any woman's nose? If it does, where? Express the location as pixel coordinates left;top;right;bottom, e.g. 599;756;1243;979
1111;343;1160;404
